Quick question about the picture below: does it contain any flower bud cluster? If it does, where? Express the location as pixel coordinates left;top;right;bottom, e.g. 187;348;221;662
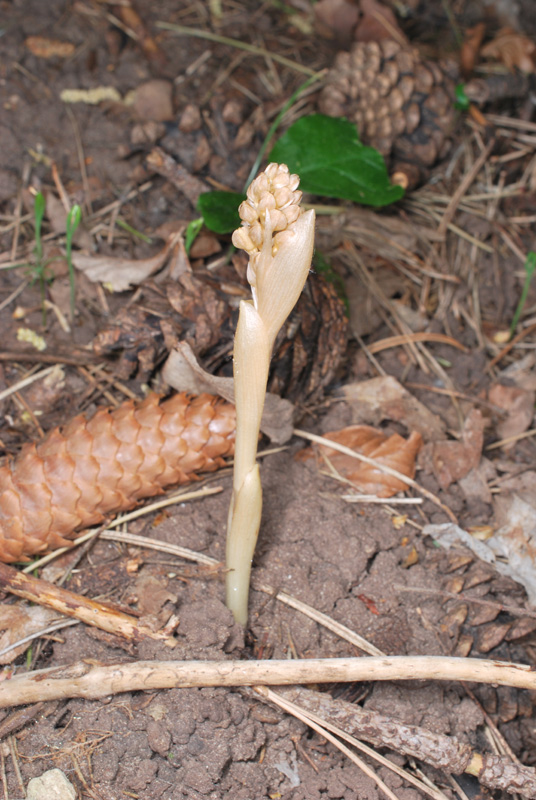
232;163;303;259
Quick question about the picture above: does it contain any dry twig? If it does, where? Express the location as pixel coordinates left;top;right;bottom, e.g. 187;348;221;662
272;686;536;797
0;562;175;646
2;655;536;709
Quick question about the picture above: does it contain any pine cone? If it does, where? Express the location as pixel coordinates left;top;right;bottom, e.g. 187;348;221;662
0;393;236;563
93;270;348;404
318;39;456;177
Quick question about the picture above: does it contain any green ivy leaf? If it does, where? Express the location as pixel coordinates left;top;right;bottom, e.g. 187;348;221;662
269;114;404;207
197;190;246;234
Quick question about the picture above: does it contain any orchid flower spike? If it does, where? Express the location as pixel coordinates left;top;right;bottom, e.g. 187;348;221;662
226;164;315;625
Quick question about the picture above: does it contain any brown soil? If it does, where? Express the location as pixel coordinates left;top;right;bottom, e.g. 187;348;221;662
1;2;536;799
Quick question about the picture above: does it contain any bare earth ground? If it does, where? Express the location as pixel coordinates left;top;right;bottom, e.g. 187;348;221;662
1;1;536;799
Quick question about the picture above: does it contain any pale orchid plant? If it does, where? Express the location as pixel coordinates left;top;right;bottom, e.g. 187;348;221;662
226;163;315;625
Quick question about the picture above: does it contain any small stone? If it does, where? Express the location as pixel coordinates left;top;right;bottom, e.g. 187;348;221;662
134;79;173;122
179;103;202;132
130;121;166;145
27;769;76;800
222;98;245;125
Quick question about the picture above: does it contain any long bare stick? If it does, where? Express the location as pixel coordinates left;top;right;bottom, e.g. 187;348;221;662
2;655;535;709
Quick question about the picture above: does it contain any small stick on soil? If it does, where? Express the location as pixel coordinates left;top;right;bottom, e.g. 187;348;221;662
273;685;536;798
367;332;467;354
0;366;63;403
2;655;536;709
146;147;210;206
0;562;175;646
155;22;317;77
0;701;47;741
0;349;97;366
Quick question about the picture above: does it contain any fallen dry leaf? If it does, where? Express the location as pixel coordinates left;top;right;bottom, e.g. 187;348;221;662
25;36;75;59
355;0;408;44
460;23;487;78
161;342;295;445
427;491;536;607
426;409;485;490
341;376;446;441
304;424;422;498
489;382;535;445
481;27;536;73
314;0;360;46
127;574;176;619
73;233;182;291
0;604;60;665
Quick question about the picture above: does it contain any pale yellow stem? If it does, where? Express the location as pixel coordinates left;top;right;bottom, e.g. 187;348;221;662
225;301;270;624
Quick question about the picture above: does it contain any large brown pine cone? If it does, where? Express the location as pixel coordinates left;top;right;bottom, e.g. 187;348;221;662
0;393;235;563
94;270;348;405
318;39;457;175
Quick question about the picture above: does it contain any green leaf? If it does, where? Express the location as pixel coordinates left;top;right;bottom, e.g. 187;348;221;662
34;192;45;229
185;217;204;253
33;191;46;262
269;114;404;207
66;204;82;241
197;191;246;234
510;251;536;338
454;83;470;111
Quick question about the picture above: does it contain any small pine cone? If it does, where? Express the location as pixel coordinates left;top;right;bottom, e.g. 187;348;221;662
318;39;456;174
0;393;236;563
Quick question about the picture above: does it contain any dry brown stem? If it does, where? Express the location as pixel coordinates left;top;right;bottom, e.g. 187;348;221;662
1;655;535;709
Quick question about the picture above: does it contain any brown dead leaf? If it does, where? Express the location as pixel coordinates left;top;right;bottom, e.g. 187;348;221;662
189;232;222;260
427;409;485;490
481;27;536;73
307;424;422;498
73;233;182;291
128;574;176;618
355;0;408;44
314;0;360;46
341;376;446;441
0;604;60;665
25;36;75;59
161;342;295;445
489;382;535;444
460;23;487;78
